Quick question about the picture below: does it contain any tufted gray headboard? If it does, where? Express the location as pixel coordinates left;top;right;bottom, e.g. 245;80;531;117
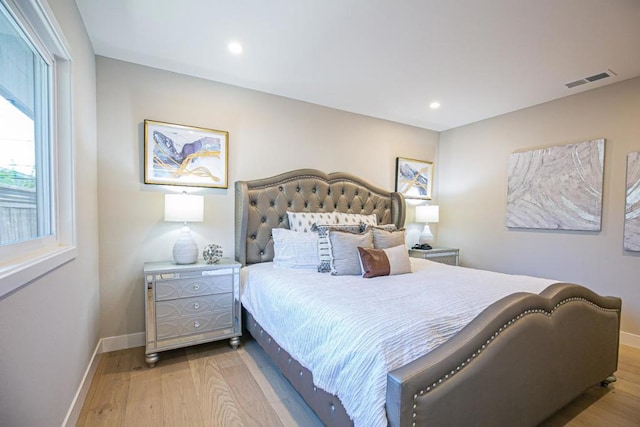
235;168;406;266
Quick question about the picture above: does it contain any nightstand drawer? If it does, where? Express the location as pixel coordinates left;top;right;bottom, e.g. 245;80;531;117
156;294;232;321
156;310;233;339
155;272;233;301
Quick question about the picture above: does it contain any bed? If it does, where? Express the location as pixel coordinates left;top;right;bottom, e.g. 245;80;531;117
234;168;621;427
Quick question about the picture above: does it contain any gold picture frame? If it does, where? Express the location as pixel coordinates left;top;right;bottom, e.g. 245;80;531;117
144;119;228;188
395;157;433;200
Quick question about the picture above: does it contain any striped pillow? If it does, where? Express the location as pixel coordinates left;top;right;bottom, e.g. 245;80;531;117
312;223;364;272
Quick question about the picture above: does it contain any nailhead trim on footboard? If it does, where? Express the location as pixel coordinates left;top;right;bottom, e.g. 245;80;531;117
409;297;620;426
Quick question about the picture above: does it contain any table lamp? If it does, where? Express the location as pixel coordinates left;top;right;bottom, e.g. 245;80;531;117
164;192;204;264
415;205;439;245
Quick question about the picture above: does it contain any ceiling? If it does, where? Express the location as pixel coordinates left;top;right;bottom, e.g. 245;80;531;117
75;0;640;131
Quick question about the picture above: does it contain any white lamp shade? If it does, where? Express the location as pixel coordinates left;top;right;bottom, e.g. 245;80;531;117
164;193;204;222
415;205;439;223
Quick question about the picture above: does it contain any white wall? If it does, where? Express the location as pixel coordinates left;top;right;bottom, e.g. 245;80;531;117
96;56;438;338
0;0;100;426
439;76;640;339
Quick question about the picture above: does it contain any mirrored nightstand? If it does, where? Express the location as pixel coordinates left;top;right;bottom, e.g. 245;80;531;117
408;247;459;266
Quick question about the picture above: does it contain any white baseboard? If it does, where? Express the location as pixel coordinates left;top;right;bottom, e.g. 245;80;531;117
620;331;640;349
61;332;144;427
100;332;145;353
61;340;102;427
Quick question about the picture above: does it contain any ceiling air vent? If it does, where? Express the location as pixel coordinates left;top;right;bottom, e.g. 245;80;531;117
585;72;610;82
565;79;588;88
565;70;615;89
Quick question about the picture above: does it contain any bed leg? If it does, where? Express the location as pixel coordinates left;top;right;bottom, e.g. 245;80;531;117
600;375;617;387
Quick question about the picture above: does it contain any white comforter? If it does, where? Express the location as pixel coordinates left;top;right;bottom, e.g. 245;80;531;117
241;259;556;427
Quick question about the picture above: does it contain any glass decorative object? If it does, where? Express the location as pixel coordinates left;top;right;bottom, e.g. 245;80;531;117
203;243;223;264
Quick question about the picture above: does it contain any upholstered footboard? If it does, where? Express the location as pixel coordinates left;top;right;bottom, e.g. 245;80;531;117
386;283;621;427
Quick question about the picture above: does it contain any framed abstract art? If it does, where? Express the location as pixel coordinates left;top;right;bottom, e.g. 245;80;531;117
395;157;433;200
144;119;229;188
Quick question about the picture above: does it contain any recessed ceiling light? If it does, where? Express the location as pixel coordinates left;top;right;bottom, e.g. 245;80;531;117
429;101;441;109
228;41;243;55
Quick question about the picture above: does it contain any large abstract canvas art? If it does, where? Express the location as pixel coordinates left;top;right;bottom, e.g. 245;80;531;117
507;139;605;231
624;152;640;251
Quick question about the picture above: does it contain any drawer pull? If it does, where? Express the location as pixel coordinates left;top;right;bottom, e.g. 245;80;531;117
193;302;200;309
193;284;200;291
194;321;201;328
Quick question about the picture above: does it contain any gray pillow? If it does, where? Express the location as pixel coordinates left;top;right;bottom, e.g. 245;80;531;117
328;229;373;275
371;226;405;249
313;223;364;272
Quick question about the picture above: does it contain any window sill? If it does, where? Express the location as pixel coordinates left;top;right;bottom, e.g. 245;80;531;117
0;245;77;300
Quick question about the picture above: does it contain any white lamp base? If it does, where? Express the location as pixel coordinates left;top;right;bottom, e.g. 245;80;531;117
419;224;434;245
173;225;198;264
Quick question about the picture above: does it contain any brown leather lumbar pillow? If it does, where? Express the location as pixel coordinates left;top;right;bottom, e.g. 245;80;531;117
357;245;411;278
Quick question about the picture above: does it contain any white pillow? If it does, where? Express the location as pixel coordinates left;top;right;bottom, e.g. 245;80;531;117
272;228;319;269
334;212;378;227
287;211;337;232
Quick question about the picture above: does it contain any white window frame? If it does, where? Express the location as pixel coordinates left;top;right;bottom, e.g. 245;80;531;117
0;0;75;298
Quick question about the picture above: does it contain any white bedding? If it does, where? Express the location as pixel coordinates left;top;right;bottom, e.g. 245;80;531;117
241;258;557;427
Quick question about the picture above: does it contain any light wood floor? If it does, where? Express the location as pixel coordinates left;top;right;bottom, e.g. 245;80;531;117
78;340;640;426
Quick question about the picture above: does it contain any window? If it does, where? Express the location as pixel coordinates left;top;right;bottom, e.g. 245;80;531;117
0;0;75;298
0;5;51;245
